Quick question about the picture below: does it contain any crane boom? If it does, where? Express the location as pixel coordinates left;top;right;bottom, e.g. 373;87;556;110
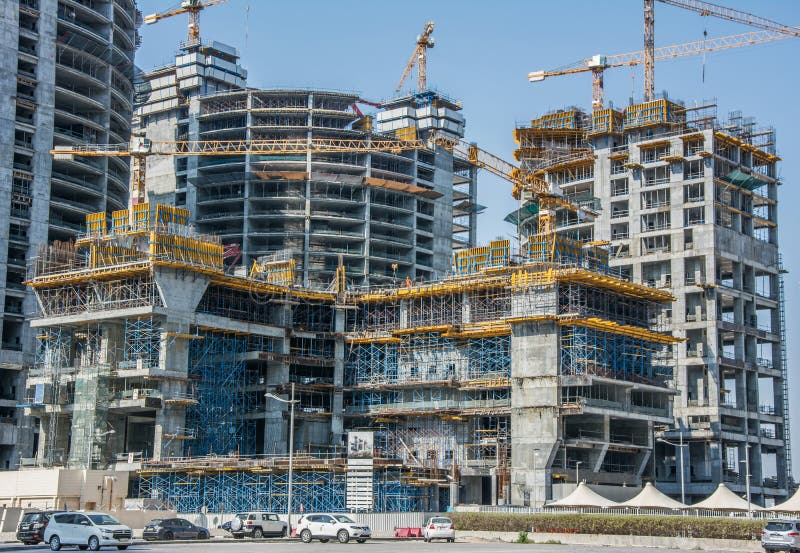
430;135;596;236
529;30;791;107
53;137;430;206
396;21;435;93
655;0;800;38
144;0;229;46
53;137;429;158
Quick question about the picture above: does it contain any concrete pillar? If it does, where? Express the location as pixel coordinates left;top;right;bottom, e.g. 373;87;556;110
510;317;560;507
331;307;345;444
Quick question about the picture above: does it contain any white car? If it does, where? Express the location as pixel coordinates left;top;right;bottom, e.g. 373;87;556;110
295;513;371;544
422;516;455;543
44;512;132;551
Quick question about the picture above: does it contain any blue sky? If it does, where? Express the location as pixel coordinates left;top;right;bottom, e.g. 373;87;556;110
136;0;800;475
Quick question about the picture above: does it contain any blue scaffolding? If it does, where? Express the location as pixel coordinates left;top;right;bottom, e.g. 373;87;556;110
186;331;255;456
135;469;438;513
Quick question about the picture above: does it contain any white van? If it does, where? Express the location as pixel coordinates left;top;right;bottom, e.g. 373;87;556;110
44;512;132;551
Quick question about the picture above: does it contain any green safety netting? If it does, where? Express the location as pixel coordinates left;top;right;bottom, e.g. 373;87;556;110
504;203;539;225
720;169;764;191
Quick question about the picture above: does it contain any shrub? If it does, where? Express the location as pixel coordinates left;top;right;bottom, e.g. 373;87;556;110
449;513;764;541
516;530;529;543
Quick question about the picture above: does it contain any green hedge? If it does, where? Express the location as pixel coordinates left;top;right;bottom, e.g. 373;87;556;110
449;513;764;540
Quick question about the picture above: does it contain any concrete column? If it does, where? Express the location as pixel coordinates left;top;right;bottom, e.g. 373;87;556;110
510;318;560;506
330;307;345;443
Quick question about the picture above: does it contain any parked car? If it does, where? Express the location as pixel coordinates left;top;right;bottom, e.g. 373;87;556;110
44;512;132;551
226;512;287;539
762;519;800;552
422;516;455;543
295;513;371;544
142;517;209;541
17;510;59;545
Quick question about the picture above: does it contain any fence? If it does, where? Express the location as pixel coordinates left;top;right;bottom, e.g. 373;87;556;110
178;511;444;537
456;504;781;519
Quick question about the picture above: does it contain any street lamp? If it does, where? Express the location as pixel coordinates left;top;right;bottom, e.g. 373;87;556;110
575;460;583;486
266;383;299;536
87;429;116;469
532;449;540;508
740;444;752;517
657;434;687;504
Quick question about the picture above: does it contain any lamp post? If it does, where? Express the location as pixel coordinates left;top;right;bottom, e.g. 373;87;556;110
658;434;686;504
740;444;752;517
532;449;540;508
575;460;583;486
266;383;298;537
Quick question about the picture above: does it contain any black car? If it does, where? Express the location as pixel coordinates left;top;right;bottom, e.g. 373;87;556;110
142;518;210;541
16;510;59;545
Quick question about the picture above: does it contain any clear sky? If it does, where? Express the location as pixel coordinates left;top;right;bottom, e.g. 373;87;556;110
135;0;800;476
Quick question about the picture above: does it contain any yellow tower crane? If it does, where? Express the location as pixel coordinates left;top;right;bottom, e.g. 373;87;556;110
52;137;431;207
143;0;230;47
53;135;590;256
396;21;435;93
431;134;596;237
529;29;792;110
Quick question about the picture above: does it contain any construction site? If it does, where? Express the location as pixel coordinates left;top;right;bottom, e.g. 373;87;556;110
0;0;794;516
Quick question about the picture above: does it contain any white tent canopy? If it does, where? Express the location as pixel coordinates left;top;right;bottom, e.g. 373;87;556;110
761;487;800;512
689;483;758;511
547;482;620;508
616;482;687;510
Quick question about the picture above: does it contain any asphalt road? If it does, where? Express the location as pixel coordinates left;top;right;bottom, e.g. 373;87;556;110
0;540;740;553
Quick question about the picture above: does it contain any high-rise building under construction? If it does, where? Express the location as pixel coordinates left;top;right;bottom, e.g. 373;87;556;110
0;0;139;470
133;43;479;286
514;98;789;505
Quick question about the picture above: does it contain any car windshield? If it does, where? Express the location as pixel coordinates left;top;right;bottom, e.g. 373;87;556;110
766;522;796;532
22;513;44;523
431;518;452;524
88;514;121;526
333;515;355;524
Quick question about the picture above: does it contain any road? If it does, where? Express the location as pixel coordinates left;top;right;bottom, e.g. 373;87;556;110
0;540;740;553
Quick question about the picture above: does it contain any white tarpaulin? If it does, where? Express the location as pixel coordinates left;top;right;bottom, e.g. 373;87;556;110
547;482;620;508
689;483;757;511
761;487;800;512
616;482;687;510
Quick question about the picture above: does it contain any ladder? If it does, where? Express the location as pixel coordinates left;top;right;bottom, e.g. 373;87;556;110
778;254;792;483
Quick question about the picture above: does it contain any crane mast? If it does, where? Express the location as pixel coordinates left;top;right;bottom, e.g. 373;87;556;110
396;22;435;93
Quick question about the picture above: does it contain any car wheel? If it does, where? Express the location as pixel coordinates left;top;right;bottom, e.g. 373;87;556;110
88;536;100;552
281;527;287;538
49;535;62;551
300;529;312;543
163;531;174;541
337;529;350;544
357;538;367;543
320;539;330;543
253;528;264;539
117;547;128;551
448;538;455;543
198;531;209;540
424;538;429;542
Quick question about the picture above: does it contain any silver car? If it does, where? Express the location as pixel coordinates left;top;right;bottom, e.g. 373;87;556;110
762;519;800;552
422;516;455;543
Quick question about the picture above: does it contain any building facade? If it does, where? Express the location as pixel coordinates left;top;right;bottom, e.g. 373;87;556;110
514;99;789;505
23;203;677;510
0;0;138;469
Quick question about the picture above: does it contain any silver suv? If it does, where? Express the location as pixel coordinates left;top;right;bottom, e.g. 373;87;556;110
762;519;800;552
